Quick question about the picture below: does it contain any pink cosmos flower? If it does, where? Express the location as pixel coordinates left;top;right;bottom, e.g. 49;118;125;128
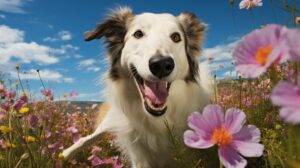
41;89;54;100
7;90;16;100
233;24;289;78
239;0;263;9
270;81;300;124
184;104;264;168
69;91;78;98
285;28;300;61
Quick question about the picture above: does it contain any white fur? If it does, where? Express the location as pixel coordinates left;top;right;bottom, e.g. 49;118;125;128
63;11;211;168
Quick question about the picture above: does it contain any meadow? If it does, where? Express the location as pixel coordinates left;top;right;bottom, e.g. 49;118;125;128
1;0;300;168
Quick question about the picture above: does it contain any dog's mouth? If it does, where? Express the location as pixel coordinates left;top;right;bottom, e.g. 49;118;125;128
130;66;171;117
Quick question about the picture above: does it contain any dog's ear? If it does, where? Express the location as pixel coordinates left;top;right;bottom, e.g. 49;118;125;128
84;7;133;43
177;12;206;82
177;12;206;57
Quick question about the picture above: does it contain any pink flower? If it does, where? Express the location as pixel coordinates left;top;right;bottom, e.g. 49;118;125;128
233;24;289;78
1;102;10;111
91;156;104;166
66;126;78;134
271;81;300;124
7;90;16;100
41;89;54;100
91;146;102;156
13;99;25;111
285;28;300;61
208;56;214;61
69;91;78;98
239;0;263;9
184;104;264;168
0;85;6;98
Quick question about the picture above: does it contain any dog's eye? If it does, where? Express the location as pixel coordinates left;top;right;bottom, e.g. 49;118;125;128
133;30;144;39
171;32;181;43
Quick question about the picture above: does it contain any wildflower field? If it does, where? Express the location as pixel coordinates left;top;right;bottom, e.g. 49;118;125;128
0;0;300;168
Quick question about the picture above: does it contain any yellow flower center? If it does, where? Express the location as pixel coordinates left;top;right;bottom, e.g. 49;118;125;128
0;126;12;133
26;136;36;143
255;45;273;65
211;126;233;146
19;107;29;114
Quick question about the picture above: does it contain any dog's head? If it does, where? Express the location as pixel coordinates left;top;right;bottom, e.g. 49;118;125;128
85;7;205;117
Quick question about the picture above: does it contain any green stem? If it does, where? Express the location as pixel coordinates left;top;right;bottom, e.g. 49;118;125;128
16;69;25;93
219;159;223;168
37;70;46;90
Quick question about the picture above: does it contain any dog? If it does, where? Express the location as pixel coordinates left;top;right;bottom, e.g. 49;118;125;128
62;7;211;168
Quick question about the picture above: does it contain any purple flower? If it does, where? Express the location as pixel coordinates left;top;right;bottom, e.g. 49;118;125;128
28;114;39;128
91;156;104;166
7;90;16;100
13;99;25;111
184;104;264;168
1;102;10;111
41;89;54;100
233;24;289;78
271;81;300;124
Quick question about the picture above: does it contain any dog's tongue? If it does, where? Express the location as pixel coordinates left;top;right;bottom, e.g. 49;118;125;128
143;81;168;105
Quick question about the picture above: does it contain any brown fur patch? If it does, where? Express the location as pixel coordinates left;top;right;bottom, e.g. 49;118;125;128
95;102;110;127
177;12;206;82
84;7;134;81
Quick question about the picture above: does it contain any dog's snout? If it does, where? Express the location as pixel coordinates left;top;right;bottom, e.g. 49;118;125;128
149;55;174;78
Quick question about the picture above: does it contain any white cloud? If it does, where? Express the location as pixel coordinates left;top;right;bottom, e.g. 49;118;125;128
0;25;77;83
0;25;24;44
0;0;30;14
9;69;74;83
78;59;101;72
79;59;95;67
0;14;5;19
44;30;72;42
59;30;72;40
63;77;74;83
201;40;239;77
0;25;59;65
43;36;56;42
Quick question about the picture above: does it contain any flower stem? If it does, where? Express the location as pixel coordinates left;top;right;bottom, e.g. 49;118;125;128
16;69;25;93
37;70;46;90
219;159;223;168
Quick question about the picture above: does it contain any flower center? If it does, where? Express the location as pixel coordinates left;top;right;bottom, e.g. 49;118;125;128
255;45;273;65
211;126;232;146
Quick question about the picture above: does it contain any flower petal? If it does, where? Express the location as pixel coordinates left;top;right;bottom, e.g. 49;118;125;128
279;107;300;124
233;125;261;143
202;104;224;129
187;112;213;135
271;82;300;107
219;146;247;168
224;108;246;134
286;28;300;61
235;65;267;78
183;130;214;149
231;140;264;157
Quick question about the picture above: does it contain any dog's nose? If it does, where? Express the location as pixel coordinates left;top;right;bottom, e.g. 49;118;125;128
149;55;174;78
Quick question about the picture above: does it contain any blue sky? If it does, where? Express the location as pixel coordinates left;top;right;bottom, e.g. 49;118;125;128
0;0;298;101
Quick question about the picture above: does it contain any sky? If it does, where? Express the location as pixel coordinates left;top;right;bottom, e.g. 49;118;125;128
0;0;298;101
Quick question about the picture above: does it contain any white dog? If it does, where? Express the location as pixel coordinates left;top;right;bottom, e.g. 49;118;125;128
63;7;211;168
